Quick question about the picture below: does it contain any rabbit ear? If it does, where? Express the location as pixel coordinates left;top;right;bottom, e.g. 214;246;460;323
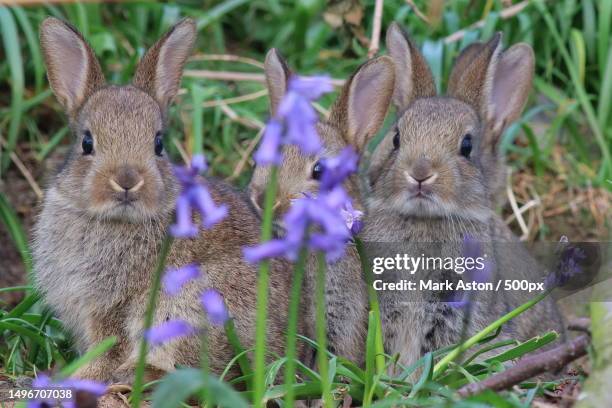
132;18;196;110
447;41;485;94
329;56;395;153
448;34;534;144
488;43;534;136
40;17;105;116
386;22;436;110
264;49;291;116
446;33;502;116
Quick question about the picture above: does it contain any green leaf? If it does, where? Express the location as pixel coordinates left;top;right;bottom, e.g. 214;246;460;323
483;331;558;364
153;369;249;408
408;352;433;398
58;336;117;378
0;7;25;172
0;193;32;273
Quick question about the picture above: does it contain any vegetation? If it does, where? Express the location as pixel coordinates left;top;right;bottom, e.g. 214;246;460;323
0;1;609;407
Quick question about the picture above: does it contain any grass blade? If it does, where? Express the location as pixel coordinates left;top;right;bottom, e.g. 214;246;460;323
0;192;32;273
0;7;25;173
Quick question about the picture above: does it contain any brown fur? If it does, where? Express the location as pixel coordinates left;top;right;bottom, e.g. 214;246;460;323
363;23;564;371
248;50;395;366
33;18;299;383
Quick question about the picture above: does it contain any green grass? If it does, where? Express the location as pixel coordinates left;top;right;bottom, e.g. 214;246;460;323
0;1;607;407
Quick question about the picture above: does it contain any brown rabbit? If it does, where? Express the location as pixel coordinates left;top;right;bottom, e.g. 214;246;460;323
32;17;299;383
249;49;395;366
363;23;564;370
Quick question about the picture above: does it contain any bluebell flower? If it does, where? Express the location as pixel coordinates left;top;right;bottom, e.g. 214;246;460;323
163;264;201;295
201;289;230;326
170;154;228;238
340;201;363;235
244;186;354;263
62;379;107;396
27;374;107;408
448;235;491;308
254;119;283;165
545;236;587;289
254;75;333;165
144;319;195;346
243;239;294;264
27;374;54;408
319;148;358;191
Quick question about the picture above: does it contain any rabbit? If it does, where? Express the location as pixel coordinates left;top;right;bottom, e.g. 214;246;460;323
32;17;300;384
248;49;396;366
362;23;564;371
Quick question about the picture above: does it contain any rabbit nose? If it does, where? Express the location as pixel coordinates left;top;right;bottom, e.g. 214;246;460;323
407;173;437;185
109;167;144;192
407;158;437;186
406;173;438;187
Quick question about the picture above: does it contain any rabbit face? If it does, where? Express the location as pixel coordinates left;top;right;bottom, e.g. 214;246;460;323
368;23;534;220
40;17;196;222
62;87;175;222
250;122;347;217
369;97;489;221
249;49;395;219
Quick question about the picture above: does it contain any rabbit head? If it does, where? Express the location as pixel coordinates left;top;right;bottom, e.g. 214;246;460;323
40;18;196;222
249;49;395;217
368;23;533;222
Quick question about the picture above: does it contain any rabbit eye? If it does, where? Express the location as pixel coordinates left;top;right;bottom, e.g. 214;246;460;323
311;161;323;180
82;130;94;155
460;134;473;158
154;132;164;156
393;130;400;150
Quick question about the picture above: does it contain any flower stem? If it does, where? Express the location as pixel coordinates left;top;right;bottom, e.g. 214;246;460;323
131;235;173;408
355;238;385;374
225;318;253;389
432;291;550;378
284;248;307;407
200;333;212;407
316;252;333;407
253;166;278;407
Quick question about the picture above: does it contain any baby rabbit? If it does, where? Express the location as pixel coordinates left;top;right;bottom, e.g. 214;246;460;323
249;50;396;365
33;18;298;383
363;23;564;369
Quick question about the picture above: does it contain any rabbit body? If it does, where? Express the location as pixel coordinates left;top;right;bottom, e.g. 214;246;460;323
249;50;396;365
363;24;564;370
33;18;297;383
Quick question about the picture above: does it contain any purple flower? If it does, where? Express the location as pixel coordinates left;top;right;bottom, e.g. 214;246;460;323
144;319;195;346
319;148;358;191
545;236;587;289
246;142;361;263
254;119;283;165
254;75;333;165
170;154;228;238
62;379;107;396
244;186;353;263
341;201;363;235
279;94;321;154
163;264;201;295
201;289;230;326
27;374;107;408
243;239;295;263
448;235;491;308
27;375;54;408
287;75;334;99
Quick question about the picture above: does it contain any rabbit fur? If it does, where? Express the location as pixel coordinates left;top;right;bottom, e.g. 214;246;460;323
33;17;300;383
363;23;565;370
248;49;396;366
